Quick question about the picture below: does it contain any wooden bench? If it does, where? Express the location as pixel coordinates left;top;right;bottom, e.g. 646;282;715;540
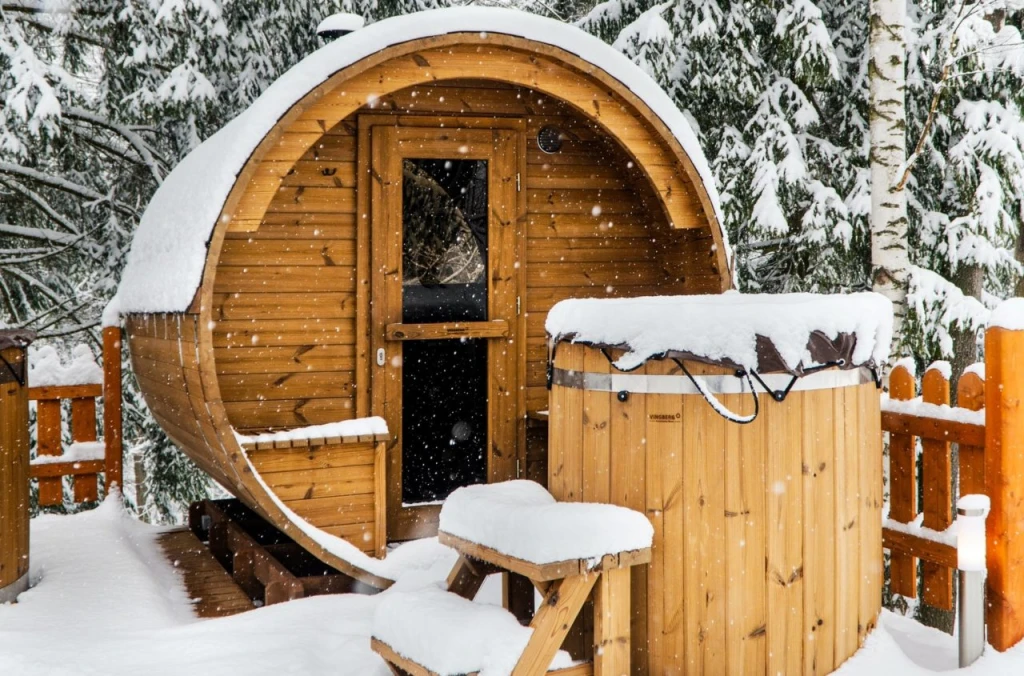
371;482;652;676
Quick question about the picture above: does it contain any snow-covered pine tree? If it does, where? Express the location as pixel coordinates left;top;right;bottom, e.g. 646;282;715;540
581;0;868;294
0;0;387;522
901;1;1024;380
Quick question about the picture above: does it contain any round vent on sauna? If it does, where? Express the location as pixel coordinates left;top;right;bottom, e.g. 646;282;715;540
537;126;563;154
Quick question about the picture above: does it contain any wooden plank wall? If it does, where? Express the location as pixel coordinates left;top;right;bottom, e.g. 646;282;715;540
128;314;390;563
248;442;380;555
211;79;719;436
549;342;883;676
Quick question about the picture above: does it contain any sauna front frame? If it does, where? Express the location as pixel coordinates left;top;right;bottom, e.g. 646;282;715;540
119;9;734;587
548;341;883;676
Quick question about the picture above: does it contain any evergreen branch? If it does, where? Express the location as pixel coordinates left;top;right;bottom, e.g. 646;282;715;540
0;177;82;235
0;222;77;244
0;265;66;305
66;107;169;182
37;321;100;338
0;162;137;216
0;162;104;202
70;126;154;170
14;14;107;48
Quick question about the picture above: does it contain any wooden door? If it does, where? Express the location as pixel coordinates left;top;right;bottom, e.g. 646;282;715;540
369;124;522;541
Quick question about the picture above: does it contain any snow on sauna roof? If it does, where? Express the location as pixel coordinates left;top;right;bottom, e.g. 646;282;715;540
546;292;894;374
117;7;726;313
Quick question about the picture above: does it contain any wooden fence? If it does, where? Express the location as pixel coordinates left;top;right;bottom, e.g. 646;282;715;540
882;361;984;610
882;325;1024;651
28;326;122;506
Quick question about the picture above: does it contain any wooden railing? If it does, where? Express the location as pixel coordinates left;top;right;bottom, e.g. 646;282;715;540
882;320;1024;651
881;361;984;611
28;326;122;506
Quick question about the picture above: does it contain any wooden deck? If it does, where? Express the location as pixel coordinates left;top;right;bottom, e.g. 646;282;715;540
158;528;254;618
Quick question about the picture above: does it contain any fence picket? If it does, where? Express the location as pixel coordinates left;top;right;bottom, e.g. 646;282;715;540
920;365;952;610
888;365;917;598
957;367;985;497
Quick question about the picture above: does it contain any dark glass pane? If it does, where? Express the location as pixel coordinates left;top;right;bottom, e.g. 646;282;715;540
401;338;488;504
402;158;488;323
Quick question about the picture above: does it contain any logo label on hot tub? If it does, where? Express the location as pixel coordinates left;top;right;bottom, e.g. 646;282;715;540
649;413;682;422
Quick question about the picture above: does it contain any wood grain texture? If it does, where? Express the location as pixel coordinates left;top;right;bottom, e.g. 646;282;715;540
158;529;254;618
125;313;392;591
984;327;1024;651
887;365;918;599
549;345;881;675
920;369;953;610
128;35;734;588
0;347;30;594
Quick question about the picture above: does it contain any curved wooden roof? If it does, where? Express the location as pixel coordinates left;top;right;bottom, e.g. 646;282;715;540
118;7;732;313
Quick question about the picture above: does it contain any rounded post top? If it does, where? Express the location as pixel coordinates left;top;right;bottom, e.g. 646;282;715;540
957;494;991;518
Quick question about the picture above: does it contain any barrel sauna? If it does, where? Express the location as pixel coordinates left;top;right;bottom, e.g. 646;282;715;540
117;8;733;587
546;295;888;676
0;330;34;604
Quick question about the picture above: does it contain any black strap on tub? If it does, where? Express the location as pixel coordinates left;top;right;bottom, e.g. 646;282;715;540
747;359;845;403
671;358;759;425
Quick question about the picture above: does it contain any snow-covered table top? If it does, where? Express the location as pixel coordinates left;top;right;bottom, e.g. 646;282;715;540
438;480;653;566
546;291;893;374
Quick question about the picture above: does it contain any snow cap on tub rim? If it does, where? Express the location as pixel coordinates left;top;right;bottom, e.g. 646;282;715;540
545;292;894;375
116;7;727;314
988;297;1024;331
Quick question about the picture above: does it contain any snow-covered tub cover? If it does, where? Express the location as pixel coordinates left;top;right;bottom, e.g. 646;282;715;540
546;292;894;374
116;6;727;313
438;480;653;564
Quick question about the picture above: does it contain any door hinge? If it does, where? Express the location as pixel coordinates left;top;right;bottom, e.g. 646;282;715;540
516;457;521;478
516;172;521;192
516;295;521;316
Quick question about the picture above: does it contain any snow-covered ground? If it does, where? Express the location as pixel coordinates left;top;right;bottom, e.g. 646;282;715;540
2;500;1023;675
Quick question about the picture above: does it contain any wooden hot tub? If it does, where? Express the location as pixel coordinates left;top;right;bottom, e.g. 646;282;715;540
0;330;33;604
545;294;888;676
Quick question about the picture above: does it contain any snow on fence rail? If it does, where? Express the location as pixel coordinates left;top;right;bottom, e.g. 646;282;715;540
27;326;122;506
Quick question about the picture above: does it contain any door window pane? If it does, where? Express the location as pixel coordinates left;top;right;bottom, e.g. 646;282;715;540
401;338;488;504
401;158;488;323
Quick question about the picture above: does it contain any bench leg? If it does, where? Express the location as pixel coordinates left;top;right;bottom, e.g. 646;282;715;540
513;572;598;676
594;567;631;676
505;572;535;625
447;555;490;600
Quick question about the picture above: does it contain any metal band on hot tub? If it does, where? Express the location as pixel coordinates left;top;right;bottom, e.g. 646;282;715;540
550;365;873;395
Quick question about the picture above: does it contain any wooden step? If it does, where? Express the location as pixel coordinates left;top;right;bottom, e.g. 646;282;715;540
157;529;255;618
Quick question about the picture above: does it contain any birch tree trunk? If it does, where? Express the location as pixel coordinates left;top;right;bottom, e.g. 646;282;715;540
869;0;910;348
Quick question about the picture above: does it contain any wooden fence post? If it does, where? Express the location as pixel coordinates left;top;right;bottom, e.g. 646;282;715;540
102;326;123;494
889;364;917;597
985;323;1024;651
921;364;952;610
957;365;985;497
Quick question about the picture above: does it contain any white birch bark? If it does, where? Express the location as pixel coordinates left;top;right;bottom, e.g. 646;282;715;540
869;0;910;347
